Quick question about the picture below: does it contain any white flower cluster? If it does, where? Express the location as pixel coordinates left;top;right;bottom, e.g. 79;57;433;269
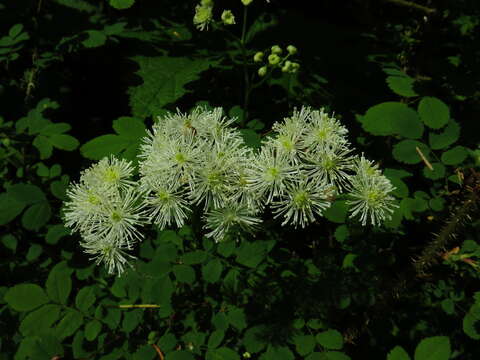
63;106;397;275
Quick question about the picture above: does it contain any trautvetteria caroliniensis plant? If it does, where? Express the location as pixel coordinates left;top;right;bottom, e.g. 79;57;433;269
63;106;397;275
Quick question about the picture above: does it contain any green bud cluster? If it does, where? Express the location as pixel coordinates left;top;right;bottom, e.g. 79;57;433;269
253;44;301;77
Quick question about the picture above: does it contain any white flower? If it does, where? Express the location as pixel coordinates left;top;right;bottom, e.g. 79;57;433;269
82;238;136;276
271;177;334;228
270;108;308;163
204;202;262;241
246;143;297;204
302;108;349;149
347;156;398;226
81;156;135;192
303;143;355;192
144;180;191;229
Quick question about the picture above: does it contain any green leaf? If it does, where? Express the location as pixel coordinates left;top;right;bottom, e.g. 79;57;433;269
40;123;71;135
212;312;229;332
243;325;267;353
423;162;445;180
122;309;142;333
165;350;195;360
388;346;411;360
80;134;130;160
428;120;460;150
441;146;468;165
0;192;26;225
182;250;207;265
76;286;96;313
85;320;102;341
82;30;107;48
46;224;70;244
414;336;450;360
236;241;267;268
49;134;79;150
9;24;24;38
316;329;344;350
418;97;450;129
21;201;51;230
202;259;223;283
2;234;17;252
260;345;294;360
386;75;418;97
361;102;422;138
8;183;46;204
46;262;72;305
128;56;215;118
245;14;278;43
173;264;196;284
112;116;146;140
392;140;430;164
207;330;225;349
207;348;240;360
109;0;135;10
294;335;316;356
323;200;348;223
19;304;62;336
33;134;53;159
240;129;262;149
56;309;84;340
463;304;480;340
5;284;49;311
227;307;246;331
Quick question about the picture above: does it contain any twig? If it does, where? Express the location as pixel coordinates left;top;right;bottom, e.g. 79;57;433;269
384;0;436;14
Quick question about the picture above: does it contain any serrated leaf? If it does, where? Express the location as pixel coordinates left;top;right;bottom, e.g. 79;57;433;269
207;348;240;360
260;345;294;360
4;284;49;311
46;262;72;305
428;120;460;150
128;56;214;118
388;346;411;360
182;250;207;265
243;325;267;353
49;134;79;150
323;200;348;223
109;0;135;10
414;336;450;360
386;75;418;97
80;134;130;160
392;140;430;164
227;307;246;331
316;329;343;350
21;201;51;230
418;97;450;129
441;146;468;165
19;304;62;336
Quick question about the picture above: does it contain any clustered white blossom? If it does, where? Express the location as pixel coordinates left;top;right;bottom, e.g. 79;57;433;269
63;106;397;275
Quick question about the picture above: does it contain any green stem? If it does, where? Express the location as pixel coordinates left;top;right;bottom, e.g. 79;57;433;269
240;6;249;126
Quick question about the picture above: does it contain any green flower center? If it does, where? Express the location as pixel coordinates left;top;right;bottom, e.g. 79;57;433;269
104;168;120;183
175;152;186;164
278;136;294;151
293;190;309;208
265;167;280;182
157;191;171;202
87;194;100;205
111;211;123;222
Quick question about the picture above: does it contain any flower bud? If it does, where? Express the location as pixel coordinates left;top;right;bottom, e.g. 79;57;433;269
268;54;280;65
201;0;213;5
221;10;236;25
258;66;267;77
253;51;264;62
241;0;253;5
287;45;297;55
281;60;292;73
271;45;282;55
